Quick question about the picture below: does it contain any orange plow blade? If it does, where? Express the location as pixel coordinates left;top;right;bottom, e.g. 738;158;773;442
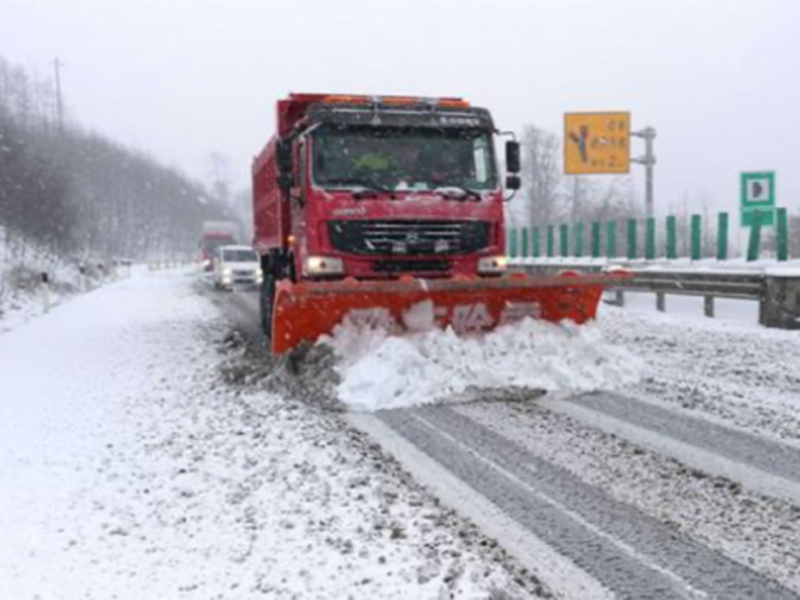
270;272;623;354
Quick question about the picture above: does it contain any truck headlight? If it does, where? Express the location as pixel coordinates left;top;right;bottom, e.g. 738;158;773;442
478;256;508;274
254;269;263;282
304;256;344;276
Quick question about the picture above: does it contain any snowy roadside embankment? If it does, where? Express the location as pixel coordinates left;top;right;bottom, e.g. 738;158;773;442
0;236;123;333
0;268;547;599
322;313;642;412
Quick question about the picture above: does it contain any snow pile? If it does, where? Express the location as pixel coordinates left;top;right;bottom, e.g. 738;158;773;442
322;310;642;411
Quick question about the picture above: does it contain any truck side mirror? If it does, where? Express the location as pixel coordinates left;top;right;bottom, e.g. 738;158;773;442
276;140;293;173
505;141;521;173
505;175;521;190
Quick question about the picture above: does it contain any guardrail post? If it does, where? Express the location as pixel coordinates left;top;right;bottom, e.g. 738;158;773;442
40;272;51;313
560;224;569;258
747;210;762;261
532;227;541;258
591;222;601;259
645;217;656;260
691;215;702;260
666;215;677;259
547;225;555;258
626;219;637;259
760;272;800;329
521;227;529;258
574;222;584;258
606;221;617;258
704;295;715;318
717;212;729;261
656;291;666;312
777;207;788;262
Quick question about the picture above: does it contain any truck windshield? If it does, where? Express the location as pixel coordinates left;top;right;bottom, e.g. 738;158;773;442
222;249;257;262
311;126;497;192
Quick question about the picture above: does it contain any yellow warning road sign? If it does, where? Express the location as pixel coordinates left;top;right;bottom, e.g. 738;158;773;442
564;112;630;174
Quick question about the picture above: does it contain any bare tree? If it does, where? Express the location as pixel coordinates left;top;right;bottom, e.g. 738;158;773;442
519;124;563;228
0;54;233;262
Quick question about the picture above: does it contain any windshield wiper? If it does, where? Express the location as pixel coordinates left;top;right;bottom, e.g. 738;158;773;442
326;178;395;199
434;184;483;202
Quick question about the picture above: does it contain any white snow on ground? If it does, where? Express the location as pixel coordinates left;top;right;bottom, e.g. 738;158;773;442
0;268;542;599
597;301;800;445
322;311;642;412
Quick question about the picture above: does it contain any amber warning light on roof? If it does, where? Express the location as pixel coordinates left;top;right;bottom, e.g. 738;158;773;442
322;95;469;109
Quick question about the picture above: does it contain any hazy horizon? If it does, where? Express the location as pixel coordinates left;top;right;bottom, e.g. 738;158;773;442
2;0;798;220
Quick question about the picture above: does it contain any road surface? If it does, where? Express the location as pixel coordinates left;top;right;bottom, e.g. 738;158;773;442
213;281;800;599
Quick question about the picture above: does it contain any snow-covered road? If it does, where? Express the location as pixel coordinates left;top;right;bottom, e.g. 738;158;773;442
217;277;800;598
3;267;799;599
0;269;543;599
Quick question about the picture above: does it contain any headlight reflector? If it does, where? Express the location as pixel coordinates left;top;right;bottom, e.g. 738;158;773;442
304;256;344;276
478;256;508;274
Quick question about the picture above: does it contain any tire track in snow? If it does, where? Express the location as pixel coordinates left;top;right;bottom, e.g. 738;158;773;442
376;406;798;600
542;391;800;505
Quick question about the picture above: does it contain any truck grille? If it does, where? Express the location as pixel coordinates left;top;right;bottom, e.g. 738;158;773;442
373;259;451;273
328;220;490;256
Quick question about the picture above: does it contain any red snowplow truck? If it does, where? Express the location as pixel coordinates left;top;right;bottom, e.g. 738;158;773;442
253;93;610;354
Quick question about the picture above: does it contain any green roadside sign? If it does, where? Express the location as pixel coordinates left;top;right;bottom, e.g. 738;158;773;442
740;171;775;227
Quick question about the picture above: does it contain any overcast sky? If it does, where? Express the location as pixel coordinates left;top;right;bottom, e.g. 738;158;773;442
2;0;798;218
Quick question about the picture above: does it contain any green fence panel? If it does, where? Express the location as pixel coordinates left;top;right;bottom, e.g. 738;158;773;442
591;222;601;258
666;215;677;259
717;212;729;261
547;225;555;258
560;224;569;257
690;215;702;260
574;223;584;258
521;227;529;258
508;228;518;258
777;208;788;262
747;210;762;261
645;217;656;260
626;219;637;260
606;221;617;258
532;227;541;258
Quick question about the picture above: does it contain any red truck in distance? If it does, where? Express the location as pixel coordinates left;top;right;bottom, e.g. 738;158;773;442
199;220;240;270
252;93;606;353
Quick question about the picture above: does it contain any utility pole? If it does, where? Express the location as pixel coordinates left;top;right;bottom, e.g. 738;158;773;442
52;58;64;134
631;127;657;220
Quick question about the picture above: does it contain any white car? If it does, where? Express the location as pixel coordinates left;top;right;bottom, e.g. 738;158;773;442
213;245;262;290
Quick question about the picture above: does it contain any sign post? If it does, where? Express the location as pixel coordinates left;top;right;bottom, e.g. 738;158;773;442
631;127;657;221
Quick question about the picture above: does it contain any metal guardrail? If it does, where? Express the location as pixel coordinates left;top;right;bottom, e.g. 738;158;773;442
512;263;800;330
618;270;763;300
